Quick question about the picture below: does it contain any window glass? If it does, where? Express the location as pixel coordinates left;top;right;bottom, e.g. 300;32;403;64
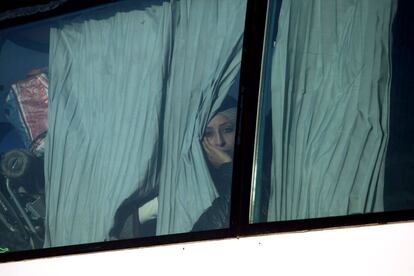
0;0;247;253
251;0;414;223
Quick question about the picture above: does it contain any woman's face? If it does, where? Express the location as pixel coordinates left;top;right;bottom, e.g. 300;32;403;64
203;113;236;156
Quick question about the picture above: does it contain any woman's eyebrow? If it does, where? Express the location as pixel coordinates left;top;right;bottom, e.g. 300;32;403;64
219;122;234;127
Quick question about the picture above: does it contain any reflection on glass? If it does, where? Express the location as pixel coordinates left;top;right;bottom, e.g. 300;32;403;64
251;0;414;223
0;0;247;252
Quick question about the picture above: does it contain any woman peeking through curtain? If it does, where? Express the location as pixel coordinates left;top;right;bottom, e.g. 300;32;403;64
45;0;246;246
110;96;237;239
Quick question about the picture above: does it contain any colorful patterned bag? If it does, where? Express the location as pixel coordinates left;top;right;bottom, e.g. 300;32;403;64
4;73;48;156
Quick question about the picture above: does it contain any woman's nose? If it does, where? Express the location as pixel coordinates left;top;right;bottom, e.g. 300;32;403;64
212;132;225;147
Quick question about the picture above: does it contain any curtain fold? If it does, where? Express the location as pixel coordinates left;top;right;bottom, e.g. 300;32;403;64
157;0;246;235
268;0;397;221
45;5;169;246
45;0;246;246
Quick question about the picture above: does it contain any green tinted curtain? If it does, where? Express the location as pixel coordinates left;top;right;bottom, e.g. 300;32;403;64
45;0;246;246
156;0;246;235
268;0;397;221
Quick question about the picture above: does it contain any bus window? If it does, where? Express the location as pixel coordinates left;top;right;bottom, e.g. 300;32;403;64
251;0;414;223
0;0;247;252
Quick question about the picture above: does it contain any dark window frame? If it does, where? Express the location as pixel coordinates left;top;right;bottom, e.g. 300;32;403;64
241;0;414;235
1;0;414;264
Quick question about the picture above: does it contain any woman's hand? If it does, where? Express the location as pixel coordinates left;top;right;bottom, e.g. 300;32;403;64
202;138;232;168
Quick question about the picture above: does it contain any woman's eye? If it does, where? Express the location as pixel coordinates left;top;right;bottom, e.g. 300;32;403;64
204;131;214;138
223;126;234;133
